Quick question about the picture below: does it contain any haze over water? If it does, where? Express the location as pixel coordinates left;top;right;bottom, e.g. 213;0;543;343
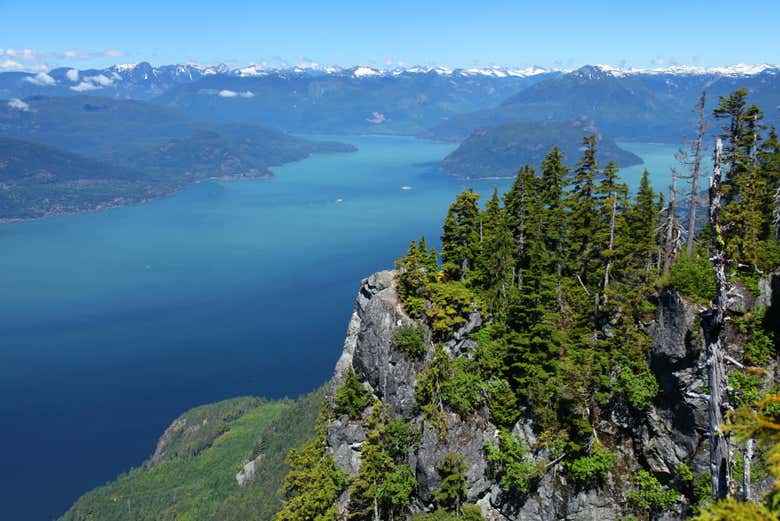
0;136;677;520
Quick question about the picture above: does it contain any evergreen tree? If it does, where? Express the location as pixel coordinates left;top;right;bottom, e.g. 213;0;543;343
714;89;769;266
566;134;600;287
539;146;569;293
334;367;373;420
625;170;658;278
758;127;780;241
594;161;627;297
504;165;539;289
713;88;762;203
434;452;468;514
474;188;515;310
276;435;348;521
441;190;481;281
349;404;417;521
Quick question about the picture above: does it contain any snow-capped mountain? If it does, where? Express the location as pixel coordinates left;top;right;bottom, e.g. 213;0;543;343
583;63;779;77
3;61;777;102
2;61;777;141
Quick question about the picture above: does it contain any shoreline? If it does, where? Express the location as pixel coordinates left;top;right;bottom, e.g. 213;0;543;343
0;171;274;225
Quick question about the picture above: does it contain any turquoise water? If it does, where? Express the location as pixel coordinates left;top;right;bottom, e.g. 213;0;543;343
0;136;678;520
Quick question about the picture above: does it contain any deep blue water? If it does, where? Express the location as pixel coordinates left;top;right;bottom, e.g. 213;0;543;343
0;136;678;520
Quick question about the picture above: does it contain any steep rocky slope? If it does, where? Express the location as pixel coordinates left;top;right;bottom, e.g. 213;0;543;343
321;270;779;520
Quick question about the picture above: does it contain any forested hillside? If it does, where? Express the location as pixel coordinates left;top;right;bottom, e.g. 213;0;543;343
274;88;780;521
0;96;355;219
60;88;780;521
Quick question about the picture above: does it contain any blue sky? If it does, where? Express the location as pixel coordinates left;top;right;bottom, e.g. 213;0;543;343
2;0;779;71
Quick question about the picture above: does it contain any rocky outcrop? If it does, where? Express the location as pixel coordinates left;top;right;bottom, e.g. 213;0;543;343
329;270;421;417
644;289;709;477
236;454;265;487
324;272;776;521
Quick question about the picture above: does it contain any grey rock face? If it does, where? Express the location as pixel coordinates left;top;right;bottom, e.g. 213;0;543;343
324;274;742;521
327;414;367;476
644;290;709;476
414;411;497;505
330;270;421;418
235;454;265;487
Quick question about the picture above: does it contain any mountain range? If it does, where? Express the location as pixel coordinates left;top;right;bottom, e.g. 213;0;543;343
4;62;778;140
2;62;779;219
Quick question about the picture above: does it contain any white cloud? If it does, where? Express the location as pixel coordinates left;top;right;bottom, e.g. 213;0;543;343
84;74;113;86
5;48;46;60
69;73;115;91
23;72;57;86
61;49;123;60
217;89;254;98
0;59;24;71
66;69;79;82
70;81;101;92
8;98;30;111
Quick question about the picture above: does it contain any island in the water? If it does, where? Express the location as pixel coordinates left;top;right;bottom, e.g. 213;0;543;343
439;117;642;179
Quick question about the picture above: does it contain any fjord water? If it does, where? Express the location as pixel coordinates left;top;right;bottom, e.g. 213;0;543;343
0;136;677;520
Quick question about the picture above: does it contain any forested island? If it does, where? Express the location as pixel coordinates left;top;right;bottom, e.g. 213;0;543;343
439;118;642;179
61;88;780;521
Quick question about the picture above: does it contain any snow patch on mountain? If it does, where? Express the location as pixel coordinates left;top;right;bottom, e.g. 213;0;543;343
352;66;382;77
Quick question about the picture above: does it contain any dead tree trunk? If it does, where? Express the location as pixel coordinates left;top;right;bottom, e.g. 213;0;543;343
743;437;754;500
661;169;682;274
686;92;707;256
701;138;731;500
774;186;780;240
603;194;617;293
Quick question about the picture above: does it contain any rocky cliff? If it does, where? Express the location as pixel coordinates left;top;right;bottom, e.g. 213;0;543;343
323;270;780;521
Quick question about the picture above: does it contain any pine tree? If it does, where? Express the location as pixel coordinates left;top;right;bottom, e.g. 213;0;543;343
566;134;600;287
626;170;658;278
434;452;468;514
474;188;515;310
334;367;373;420
713;88;761;203
758;127;780;241
349;404;416;521
441;190;481;281
539;146;569;307
276;434;348;521
594;161;627;297
504;165;539;289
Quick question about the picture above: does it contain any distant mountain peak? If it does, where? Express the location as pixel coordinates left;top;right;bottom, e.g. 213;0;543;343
570;63;779;78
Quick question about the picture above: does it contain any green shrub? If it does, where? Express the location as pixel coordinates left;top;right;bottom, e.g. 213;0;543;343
677;462;694;483
666;252;715;304
568;446;616;483
618;366;659;410
393;323;427;359
425;282;478;338
485;430;541;494
741;311;776;366
435;452;468;511
410;505;484;521
441;357;485;417
627;470;678;513
485;378;521;428
729;369;764;407
334;368;373;420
